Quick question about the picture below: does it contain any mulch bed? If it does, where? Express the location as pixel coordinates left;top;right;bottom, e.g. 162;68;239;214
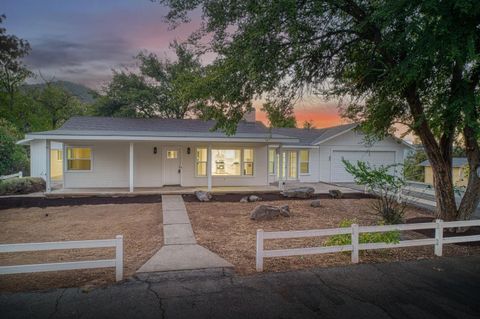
0;192;374;210
406;216;480;247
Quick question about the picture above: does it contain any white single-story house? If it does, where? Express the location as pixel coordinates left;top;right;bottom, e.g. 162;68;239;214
18;111;412;192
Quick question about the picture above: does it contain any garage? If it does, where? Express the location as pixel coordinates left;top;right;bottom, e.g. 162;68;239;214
330;150;396;182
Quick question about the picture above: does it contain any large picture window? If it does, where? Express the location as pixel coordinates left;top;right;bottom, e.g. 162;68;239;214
300;150;310;174
196;148;255;177
66;147;92;171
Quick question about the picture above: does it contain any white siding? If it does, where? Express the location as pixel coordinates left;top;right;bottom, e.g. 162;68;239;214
30;140;47;179
60;141;269;188
318;130;405;183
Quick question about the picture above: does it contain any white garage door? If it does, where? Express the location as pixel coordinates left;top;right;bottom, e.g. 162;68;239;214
331;150;396;182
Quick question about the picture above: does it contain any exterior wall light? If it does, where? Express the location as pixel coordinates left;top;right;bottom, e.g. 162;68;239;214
153;147;157;154
187;147;191;154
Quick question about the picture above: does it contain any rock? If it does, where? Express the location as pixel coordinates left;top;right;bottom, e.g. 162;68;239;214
248;195;262;202
250;205;291;220
310;199;321;207
329;189;343;199
282;187;315;199
240;196;249;203
195;191;212;202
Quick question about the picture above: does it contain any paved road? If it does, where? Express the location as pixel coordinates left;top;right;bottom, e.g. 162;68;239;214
1;256;480;319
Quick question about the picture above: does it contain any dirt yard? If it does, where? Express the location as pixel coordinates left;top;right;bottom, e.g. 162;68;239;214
0;203;162;292
186;199;480;275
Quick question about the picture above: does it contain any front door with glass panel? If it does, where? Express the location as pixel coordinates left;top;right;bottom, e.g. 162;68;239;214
277;150;298;180
163;147;181;185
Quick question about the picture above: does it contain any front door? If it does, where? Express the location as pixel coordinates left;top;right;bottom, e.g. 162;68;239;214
163;147;181;185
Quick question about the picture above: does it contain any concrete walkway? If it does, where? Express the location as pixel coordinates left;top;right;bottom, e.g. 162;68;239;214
3;256;480;319
137;195;232;273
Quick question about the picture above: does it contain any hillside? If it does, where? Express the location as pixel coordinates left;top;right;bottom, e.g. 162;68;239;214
23;81;97;104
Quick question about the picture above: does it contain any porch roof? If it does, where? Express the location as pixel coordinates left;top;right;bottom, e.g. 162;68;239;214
21;116;299;144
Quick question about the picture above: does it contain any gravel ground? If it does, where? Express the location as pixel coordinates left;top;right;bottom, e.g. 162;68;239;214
186;198;480;275
0;203;163;292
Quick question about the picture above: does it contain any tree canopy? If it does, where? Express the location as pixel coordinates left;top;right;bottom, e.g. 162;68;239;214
160;0;480;220
95;42;205;119
261;99;296;128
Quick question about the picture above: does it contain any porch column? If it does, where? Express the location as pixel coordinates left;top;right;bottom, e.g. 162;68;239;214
278;146;284;190
129;142;134;192
45;140;51;193
207;144;212;191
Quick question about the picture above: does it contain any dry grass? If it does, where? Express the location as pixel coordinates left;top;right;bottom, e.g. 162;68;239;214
0;203;162;292
186;199;480;275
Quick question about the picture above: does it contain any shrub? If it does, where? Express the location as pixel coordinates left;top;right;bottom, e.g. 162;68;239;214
343;160;406;224
0;177;45;195
324;219;400;246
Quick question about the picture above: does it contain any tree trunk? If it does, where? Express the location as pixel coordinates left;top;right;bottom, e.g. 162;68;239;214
457;125;480;220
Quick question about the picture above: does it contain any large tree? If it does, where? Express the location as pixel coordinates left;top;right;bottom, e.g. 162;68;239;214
262;99;296;128
95;42;205;119
161;0;480;221
0;15;32;111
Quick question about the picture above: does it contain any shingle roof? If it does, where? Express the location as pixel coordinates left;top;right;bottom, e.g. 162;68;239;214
419;157;468;168
27;116;297;141
270;123;358;145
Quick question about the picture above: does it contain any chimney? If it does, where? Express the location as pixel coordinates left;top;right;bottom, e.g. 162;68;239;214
243;109;256;122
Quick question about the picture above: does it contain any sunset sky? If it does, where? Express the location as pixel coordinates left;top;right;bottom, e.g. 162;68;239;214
4;0;345;128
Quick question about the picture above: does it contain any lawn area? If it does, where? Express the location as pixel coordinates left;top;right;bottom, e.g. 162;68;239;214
0;203;162;292
186;198;480;275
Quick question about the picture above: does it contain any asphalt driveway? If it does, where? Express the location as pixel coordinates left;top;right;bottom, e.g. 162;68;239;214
1;256;479;319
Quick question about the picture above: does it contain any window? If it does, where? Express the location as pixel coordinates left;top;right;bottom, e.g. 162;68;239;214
300;150;309;174
57;150;63;161
288;151;297;179
243;149;254;176
212;149;241;176
167;150;178;159
196;148;207;176
268;149;275;175
67;147;92;171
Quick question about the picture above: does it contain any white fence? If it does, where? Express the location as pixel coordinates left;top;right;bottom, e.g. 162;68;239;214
256;220;480;271
0;171;22;180
0;235;124;281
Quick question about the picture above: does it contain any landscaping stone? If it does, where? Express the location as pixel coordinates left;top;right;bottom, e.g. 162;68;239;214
310;199;321;207
248;195;262;202
240;196;249;203
329;189;343;199
250;204;291;220
195;191;212;202
282;187;315;199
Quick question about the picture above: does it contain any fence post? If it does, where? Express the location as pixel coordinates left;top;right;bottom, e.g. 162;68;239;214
434;219;443;257
115;235;123;281
256;229;264;272
351;224;359;263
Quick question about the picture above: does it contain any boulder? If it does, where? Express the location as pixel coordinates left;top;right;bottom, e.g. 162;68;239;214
282;187;315;199
250;205;291;220
195;191;212;202
310;199;321;207
240;196;249;203
329;189;343;199
248;195;262;202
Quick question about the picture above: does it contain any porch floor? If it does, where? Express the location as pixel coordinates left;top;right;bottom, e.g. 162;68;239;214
47;185;281;197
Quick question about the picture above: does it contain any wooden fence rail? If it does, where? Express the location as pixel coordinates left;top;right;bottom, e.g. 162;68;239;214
0;171;22;180
256;220;480;271
0;235;124;281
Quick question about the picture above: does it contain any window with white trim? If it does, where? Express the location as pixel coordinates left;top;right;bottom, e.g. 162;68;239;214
243;149;254;176
268;149;275;175
196;148;207;176
66;147;92;171
300;150;309;174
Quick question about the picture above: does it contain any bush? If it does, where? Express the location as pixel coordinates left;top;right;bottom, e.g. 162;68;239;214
0;118;29;176
324;219;400;246
0;177;45;195
343;160;406;224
